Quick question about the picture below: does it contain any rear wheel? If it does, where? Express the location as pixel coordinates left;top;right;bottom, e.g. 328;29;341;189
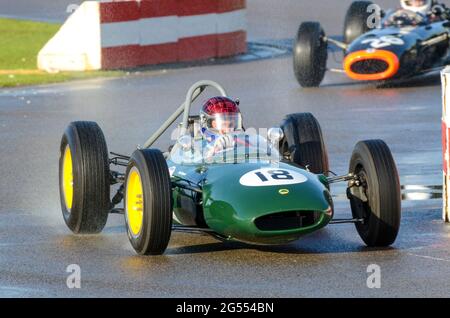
125;149;172;255
343;1;374;44
348;140;401;246
59;121;110;234
293;22;328;87
280;113;329;175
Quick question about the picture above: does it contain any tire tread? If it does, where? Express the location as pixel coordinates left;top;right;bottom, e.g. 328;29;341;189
281;113;329;174
293;22;327;87
349;139;401;246
59;121;110;234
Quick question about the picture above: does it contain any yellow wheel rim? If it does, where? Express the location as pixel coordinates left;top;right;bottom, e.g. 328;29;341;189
62;145;74;211
126;167;144;236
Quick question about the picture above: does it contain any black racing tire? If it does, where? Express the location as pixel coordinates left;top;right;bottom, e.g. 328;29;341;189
124;149;172;255
348;140;401;247
59;121;110;234
280;113;329;175
293;22;328;87
343;1;374;44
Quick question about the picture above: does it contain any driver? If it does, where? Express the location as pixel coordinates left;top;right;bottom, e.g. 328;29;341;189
400;0;449;21
199;96;243;155
401;0;432;15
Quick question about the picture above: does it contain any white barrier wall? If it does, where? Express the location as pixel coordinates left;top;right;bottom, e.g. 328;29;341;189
441;66;450;222
38;0;247;71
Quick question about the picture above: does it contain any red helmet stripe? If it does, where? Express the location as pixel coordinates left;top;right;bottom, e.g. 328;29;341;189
202;96;240;114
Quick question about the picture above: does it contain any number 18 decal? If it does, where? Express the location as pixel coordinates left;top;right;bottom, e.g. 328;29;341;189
239;168;308;187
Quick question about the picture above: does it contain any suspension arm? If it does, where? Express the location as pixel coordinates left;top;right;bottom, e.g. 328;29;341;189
324;36;348;51
326;173;359;184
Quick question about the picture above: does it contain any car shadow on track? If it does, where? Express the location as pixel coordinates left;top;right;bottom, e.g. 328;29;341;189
165;208;444;256
319;72;441;89
377;72;442;89
165;229;396;256
65;210;442;257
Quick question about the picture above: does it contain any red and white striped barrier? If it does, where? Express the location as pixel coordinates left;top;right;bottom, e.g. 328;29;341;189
442;66;450;222
38;0;247;72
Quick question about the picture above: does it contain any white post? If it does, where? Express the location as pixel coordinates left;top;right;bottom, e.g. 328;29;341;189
441;67;450;222
37;1;101;72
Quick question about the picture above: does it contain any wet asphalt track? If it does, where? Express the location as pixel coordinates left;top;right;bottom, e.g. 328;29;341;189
0;0;450;297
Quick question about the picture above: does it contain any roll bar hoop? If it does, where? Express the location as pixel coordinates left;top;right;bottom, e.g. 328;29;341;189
143;80;228;149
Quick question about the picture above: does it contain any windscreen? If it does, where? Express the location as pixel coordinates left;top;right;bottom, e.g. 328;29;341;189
169;132;281;165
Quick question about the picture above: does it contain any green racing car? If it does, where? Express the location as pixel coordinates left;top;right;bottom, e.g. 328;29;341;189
59;80;401;255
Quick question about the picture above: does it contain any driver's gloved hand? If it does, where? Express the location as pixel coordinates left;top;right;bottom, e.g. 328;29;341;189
445;6;450;19
214;134;236;151
432;2;450;18
204;134;236;160
432;5;444;15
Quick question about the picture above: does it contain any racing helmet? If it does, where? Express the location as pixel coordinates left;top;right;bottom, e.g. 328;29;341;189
200;97;242;135
400;0;432;15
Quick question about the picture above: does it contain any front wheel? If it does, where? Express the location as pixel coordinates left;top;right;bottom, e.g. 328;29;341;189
343;1;374;44
348;140;401;247
124;149;172;255
280;113;329;175
59;121;111;234
293;22;328;87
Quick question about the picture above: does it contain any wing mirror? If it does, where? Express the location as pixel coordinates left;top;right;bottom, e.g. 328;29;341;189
267;127;284;144
178;134;193;151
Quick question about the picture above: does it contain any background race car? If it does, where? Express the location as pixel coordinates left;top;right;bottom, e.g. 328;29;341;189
293;0;450;87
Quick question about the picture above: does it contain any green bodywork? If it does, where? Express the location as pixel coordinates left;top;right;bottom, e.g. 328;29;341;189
168;159;333;245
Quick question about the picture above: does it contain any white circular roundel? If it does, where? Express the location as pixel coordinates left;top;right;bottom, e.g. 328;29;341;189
239;168;308;187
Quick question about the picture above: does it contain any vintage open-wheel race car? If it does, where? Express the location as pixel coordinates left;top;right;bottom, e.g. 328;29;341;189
59;80;401;255
293;0;450;87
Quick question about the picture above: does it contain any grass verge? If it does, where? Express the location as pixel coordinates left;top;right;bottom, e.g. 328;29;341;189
0;18;123;88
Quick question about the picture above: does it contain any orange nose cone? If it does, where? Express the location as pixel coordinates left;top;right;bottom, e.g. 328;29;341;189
344;49;400;81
